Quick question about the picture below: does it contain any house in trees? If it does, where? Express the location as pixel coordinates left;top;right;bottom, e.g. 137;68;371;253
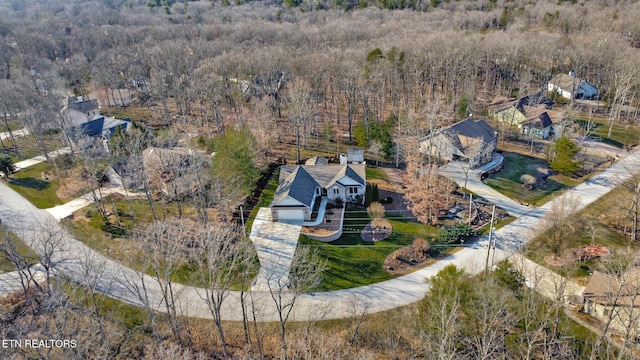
270;163;366;223
489;93;558;140
521;112;553;140
142;147;211;198
63;96;101;125
241;70;289;101
418;118;497;169
63;96;131;150
582;268;640;336
547;72;598;100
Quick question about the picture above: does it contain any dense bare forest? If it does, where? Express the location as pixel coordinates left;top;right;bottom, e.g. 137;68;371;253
2;0;640;359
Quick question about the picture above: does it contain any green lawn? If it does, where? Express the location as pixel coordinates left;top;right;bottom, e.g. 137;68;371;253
2;134;65;163
63;196;209;286
365;166;387;180
486;152;574;205
298;208;440;291
573;117;640;148
7;162;63;208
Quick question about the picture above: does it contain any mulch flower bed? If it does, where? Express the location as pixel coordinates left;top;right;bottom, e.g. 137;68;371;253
545;243;611;267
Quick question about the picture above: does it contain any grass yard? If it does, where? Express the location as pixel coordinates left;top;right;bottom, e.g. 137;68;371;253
365;166;387;180
2;134;65;163
573;117;640;148
102;107;155;124
62;196;208;286
486;151;574;205
298;208;440;291
8;162;63;208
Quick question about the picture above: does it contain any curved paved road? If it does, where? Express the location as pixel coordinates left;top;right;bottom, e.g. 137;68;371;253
1;150;640;321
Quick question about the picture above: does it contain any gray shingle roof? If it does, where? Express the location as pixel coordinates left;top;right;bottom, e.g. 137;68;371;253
272;164;366;208
271;166;320;208
523;112;553;129
445;118;496;145
67;96;99;114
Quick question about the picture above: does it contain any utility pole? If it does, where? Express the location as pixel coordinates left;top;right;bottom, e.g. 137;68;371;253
484;205;496;273
240;205;246;237
468;194;473;225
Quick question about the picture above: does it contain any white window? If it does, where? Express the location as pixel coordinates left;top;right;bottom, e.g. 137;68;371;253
333;188;339;194
349;187;358;194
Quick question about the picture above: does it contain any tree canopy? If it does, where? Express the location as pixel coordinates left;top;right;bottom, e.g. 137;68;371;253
549;137;581;176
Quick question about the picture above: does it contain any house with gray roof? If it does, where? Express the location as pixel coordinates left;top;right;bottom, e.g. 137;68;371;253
521;112;553;139
418;118;497;169
270;164;366;223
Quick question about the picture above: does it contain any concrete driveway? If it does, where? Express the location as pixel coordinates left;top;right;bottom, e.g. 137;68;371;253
438;153;532;217
250;208;302;291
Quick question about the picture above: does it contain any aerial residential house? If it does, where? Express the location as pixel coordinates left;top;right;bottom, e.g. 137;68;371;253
418;118;497;169
582;268;640;337
547;72;598;100
489;93;558;140
64;96;101;125
142;147;212;198
270;163;366;223
63;96;131;150
521;112;553;139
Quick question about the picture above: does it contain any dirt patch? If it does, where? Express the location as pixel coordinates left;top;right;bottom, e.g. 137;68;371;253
545;243;611;267
361;219;392;242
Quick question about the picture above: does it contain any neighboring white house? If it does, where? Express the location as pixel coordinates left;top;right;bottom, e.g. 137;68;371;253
270;164;366;223
547;72;598;100
418;118;497;169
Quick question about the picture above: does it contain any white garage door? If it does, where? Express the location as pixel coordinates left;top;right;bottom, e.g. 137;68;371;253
276;209;305;221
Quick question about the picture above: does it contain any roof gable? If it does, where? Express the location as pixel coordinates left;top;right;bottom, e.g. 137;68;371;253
272;164;366;208
272;166;320;208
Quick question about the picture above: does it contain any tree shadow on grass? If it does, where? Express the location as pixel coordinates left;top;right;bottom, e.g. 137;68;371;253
10;178;50;190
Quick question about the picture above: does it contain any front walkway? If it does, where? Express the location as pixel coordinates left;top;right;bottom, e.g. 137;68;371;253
250;208;302;291
302;197;329;226
45;186;142;220
0;128;29;142
14;147;72;170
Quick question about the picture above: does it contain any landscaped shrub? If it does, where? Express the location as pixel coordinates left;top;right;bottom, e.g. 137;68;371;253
364;183;380;207
102;223;127;237
412;238;431;254
437;223;473;244
366;202;385;220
